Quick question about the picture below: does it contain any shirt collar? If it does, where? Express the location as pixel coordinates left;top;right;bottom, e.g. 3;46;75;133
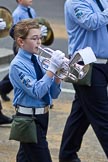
18;48;36;61
18;4;31;12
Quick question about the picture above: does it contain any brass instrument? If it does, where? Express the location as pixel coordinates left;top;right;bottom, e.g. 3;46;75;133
38;46;92;82
0;6;12;38
35;17;54;46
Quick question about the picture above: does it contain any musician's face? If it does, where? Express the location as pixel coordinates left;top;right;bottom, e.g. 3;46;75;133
19;0;33;7
18;28;42;54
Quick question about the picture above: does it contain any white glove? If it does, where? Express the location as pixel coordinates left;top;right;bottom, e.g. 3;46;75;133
61;57;69;71
47;50;65;74
0;18;6;30
41;25;48;37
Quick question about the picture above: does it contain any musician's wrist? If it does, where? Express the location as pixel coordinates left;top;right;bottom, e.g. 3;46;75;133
54;77;61;84
46;71;54;78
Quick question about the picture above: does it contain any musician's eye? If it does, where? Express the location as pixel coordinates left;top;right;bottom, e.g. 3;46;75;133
26;35;42;41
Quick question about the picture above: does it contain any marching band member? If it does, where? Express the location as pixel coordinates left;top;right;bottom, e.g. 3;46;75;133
59;0;108;161
9;19;65;162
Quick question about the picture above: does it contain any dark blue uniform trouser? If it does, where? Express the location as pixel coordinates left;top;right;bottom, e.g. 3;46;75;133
0;74;13;94
0;41;17;96
16;112;52;162
59;63;108;161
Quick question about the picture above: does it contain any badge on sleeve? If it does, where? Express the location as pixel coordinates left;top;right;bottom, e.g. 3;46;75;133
19;72;31;87
74;8;83;19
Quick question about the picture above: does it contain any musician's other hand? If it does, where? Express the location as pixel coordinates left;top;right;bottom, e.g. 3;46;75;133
47;50;65;74
61;63;69;71
41;25;48;37
63;57;69;64
0;18;6;30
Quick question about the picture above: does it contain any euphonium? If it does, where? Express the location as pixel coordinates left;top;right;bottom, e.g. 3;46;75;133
0;6;12;38
35;17;54;46
38;46;92;82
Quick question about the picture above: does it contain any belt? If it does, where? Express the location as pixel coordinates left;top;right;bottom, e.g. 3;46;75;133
95;59;108;64
17;106;49;115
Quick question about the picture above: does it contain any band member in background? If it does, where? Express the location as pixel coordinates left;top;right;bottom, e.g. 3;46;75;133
59;0;108;161
0;18;12;124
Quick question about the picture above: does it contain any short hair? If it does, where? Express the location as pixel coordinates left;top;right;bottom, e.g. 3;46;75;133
14;19;40;41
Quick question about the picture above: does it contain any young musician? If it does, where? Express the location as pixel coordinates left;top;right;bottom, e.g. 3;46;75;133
9;18;66;162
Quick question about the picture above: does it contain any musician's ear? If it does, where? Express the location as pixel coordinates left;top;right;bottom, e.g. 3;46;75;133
17;37;24;48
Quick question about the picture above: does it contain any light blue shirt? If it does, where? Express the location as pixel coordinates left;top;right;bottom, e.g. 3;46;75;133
12;4;37;24
9;48;61;108
65;0;108;58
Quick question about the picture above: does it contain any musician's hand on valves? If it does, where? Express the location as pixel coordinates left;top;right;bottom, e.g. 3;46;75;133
0;18;6;30
41;25;48;37
47;50;65;74
61;58;69;70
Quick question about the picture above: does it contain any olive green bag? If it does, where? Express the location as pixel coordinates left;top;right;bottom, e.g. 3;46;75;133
64;63;93;86
9;115;37;143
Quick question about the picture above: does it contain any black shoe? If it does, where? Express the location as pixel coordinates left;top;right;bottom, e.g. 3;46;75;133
0;113;13;125
1;94;10;101
50;104;54;109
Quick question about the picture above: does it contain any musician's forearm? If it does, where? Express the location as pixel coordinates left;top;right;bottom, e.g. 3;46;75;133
46;71;61;83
